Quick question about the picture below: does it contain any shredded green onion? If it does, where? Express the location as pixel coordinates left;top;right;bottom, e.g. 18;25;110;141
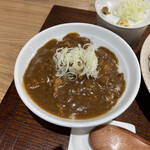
113;0;149;22
53;44;99;79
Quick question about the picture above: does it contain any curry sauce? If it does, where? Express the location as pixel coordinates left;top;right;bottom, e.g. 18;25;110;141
23;33;126;120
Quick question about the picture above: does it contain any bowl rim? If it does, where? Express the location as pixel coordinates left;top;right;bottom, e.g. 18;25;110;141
14;23;141;128
140;34;150;93
95;0;150;30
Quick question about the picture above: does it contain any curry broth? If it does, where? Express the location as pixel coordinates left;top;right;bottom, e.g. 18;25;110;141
23;33;126;120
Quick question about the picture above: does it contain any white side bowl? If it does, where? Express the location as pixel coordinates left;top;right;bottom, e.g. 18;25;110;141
14;23;141;128
95;0;150;45
140;34;150;93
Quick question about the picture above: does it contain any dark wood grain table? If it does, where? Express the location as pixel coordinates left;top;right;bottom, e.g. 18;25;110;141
0;5;150;150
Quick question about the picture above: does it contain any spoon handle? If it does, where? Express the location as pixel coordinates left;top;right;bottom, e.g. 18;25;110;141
89;125;150;150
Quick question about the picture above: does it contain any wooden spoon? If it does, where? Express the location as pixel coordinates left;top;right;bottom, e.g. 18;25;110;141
89;125;150;150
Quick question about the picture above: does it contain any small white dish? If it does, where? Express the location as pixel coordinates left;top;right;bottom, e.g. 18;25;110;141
68;120;136;150
140;34;150;93
95;0;150;45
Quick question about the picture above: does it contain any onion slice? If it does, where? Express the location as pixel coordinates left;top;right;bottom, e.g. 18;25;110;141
113;0;150;22
53;43;99;79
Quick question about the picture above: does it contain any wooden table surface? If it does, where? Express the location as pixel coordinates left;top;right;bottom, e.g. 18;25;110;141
0;0;95;102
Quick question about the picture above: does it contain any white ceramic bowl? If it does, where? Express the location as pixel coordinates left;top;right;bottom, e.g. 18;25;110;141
140;34;150;93
14;23;141;128
95;0;150;45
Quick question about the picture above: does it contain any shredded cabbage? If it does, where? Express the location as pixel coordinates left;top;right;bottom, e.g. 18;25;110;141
113;0;149;22
53;44;99;79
